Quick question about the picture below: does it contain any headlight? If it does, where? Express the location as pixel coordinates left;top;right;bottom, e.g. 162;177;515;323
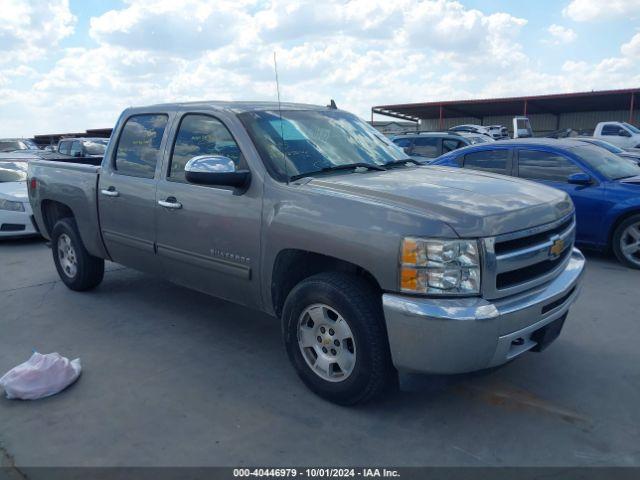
0;199;24;212
400;238;481;295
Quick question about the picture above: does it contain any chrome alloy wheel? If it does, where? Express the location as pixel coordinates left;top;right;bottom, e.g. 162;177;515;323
57;233;78;278
620;221;640;267
297;304;357;382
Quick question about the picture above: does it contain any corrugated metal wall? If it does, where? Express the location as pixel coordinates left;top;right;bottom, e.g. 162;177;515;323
419;109;640;134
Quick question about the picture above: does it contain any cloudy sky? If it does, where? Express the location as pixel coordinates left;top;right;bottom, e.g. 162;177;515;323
1;0;639;137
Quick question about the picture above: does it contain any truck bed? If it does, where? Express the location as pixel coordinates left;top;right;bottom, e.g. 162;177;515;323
27;159;108;259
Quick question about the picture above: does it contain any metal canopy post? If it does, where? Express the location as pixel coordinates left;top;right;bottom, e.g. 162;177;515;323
630;93;635;124
439;104;444;130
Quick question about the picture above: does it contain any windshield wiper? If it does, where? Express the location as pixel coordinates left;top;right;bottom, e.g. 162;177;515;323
383;158;423;167
290;162;387;181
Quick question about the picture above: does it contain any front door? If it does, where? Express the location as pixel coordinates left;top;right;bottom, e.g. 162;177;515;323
155;112;262;308
98;113;170;274
515;148;605;245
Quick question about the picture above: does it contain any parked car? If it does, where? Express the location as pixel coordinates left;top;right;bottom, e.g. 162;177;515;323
28;101;584;405
0;160;38;238
593;121;640;149
0;138;40;153
390;131;474;162
449;124;491;137
486;125;509;140
57;137;109;158
431;138;640;268
576;138;640;166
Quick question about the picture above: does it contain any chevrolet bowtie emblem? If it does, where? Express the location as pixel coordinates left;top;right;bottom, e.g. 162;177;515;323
550;238;565;258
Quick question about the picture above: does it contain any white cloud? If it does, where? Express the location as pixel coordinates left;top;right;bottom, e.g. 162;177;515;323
0;0;75;63
545;24;577;44
562;0;640;22
1;0;639;137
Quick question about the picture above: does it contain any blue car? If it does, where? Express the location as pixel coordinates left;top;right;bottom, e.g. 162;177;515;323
431;139;640;268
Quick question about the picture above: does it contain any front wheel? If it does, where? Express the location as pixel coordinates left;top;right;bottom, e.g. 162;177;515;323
282;272;395;405
51;218;105;290
612;214;640;269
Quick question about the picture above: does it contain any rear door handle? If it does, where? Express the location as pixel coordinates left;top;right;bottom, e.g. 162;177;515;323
158;197;182;209
101;188;119;197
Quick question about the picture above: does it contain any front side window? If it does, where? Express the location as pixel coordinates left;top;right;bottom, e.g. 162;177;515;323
601;124;620;136
114;114;168;179
58;141;71;155
518;149;581;182
169;114;242;183
443;139;463;152
463;149;509;174
393;138;412;149
239;109;408;181
412;137;439;157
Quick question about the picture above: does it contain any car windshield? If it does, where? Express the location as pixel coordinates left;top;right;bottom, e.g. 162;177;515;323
0;162;28;183
623;123;640;134
239;109;408;180
83;139;108;155
571;145;640;180
583;139;624;154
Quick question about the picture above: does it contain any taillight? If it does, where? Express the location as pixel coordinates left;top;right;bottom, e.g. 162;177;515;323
30;178;37;190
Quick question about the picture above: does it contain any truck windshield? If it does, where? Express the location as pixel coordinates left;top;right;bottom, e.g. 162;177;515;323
0;162;28;183
622;123;640;134
571;145;640;180
239;109;409;181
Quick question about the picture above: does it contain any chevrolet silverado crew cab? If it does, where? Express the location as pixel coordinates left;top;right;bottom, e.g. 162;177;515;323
28;101;585;405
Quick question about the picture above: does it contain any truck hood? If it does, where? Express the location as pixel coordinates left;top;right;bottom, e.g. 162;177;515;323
0;181;28;201
306;166;573;237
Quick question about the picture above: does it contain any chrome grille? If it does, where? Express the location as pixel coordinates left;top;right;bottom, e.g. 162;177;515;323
482;213;576;300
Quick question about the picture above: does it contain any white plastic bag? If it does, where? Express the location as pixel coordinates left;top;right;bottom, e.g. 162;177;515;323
0;352;81;400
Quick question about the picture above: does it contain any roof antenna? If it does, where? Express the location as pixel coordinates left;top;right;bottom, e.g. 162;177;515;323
328;99;337;109
273;51;288;185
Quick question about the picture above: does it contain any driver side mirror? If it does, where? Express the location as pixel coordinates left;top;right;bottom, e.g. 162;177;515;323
619;129;631;137
567;172;592;186
402;147;411;154
185;155;250;188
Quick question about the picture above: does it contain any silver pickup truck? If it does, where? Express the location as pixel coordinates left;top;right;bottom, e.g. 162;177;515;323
28;101;585;405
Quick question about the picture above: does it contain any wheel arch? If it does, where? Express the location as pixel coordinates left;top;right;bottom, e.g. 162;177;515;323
271;249;382;318
41;199;75;238
608;209;640;250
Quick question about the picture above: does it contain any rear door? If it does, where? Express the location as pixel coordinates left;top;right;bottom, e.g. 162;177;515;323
515;148;606;244
154;112;262;308
98;113;170;274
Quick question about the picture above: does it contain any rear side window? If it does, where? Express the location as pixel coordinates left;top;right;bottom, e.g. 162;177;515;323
518;149;581;182
463;149;509;174
169;114;242;183
58;141;71;155
601;124;620;136
411;137;439;158
114;114;168;178
393;138;412;149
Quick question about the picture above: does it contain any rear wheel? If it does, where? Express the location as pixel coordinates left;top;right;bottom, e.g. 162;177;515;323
612;214;640;269
51;218;104;290
282;272;395;405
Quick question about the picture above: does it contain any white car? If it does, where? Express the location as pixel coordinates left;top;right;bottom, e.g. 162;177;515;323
0;160;38;238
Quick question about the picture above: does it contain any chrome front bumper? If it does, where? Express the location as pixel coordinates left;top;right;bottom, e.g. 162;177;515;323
382;248;585;374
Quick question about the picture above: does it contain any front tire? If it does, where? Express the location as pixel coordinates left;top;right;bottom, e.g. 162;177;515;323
612;214;640;269
51;218;105;291
282;272;395;405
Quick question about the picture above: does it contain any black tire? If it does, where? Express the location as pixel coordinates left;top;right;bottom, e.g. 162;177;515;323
51;217;105;291
612;214;640;269
282;272;395;405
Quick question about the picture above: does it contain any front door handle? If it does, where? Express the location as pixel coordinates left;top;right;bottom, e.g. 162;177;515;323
100;187;119;197
158;197;182;209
